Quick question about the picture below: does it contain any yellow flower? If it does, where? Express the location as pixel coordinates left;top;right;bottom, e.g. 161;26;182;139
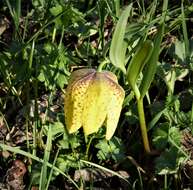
64;69;125;140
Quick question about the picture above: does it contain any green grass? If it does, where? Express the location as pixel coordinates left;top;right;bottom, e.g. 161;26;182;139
0;0;193;189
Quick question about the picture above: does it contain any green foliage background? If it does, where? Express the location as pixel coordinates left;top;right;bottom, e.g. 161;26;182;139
1;0;193;189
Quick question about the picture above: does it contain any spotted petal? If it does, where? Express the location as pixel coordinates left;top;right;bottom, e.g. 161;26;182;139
68;69;95;84
105;78;125;140
64;68;125;140
103;71;118;83
64;70;95;133
82;73;110;135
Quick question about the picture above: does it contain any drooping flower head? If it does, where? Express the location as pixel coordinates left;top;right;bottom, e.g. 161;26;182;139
64;69;125;140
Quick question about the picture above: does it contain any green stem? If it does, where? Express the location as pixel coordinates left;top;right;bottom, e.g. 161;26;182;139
97;59;109;72
181;0;189;59
191;101;193;123
164;174;167;190
85;135;94;160
46;148;60;190
133;84;141;101
137;98;150;153
28;39;36;155
52;27;57;43
0;111;10;132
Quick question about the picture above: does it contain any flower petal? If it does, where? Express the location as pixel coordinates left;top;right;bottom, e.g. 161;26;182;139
103;71;118;83
105;80;125;140
64;70;95;133
82;73;110;135
64;68;125;139
69;69;95;85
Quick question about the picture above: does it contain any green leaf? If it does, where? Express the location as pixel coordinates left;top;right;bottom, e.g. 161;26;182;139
175;40;186;62
140;23;165;98
95;136;125;162
126;40;153;93
58;130;69;149
140;0;168;98
55;154;79;175
37;44;69;89
30;164;41;186
56;73;68;88
50;5;63;16
49;5;64;27
58;139;69;149
49;4;84;29
69;135;81;149
155;146;186;175
168;127;181;146
152;123;169;150
153;124;182;150
51;122;65;137
109;3;133;74
148;108;166;131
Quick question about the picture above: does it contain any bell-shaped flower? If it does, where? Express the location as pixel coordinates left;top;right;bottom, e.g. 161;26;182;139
64;69;125;140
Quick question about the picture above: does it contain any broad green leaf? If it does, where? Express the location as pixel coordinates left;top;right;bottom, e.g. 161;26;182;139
140;23;165;98
152;123;169;150
109;3;133;74
95;137;125;162
155;146;186;175
126;40;153;92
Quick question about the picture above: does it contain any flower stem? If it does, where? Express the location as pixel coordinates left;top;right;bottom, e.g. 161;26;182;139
137;98;150;153
97;59;109;72
85;135;94;160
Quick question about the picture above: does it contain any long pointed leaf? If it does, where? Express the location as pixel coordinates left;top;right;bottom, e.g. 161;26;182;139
109;3;133;74
126;40;153;92
140;0;168;98
140;23;165;98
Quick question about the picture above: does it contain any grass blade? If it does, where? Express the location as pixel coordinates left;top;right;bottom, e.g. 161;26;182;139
80;159;130;184
181;1;190;58
45;148;60;190
0;143;79;189
5;0;21;33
